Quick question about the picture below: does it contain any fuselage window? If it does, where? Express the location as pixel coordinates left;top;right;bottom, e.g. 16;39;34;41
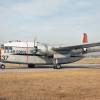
9;47;12;53
1;44;4;49
4;46;8;53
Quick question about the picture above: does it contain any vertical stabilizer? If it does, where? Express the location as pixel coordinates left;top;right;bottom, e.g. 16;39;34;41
82;33;88;44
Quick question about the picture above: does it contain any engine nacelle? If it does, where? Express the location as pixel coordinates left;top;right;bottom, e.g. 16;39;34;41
71;49;83;57
35;45;53;57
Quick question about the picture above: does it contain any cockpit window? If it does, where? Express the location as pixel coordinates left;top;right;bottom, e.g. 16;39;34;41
1;44;4;49
4;46;12;53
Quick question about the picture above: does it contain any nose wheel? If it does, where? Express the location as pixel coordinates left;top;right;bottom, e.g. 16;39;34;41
0;64;5;69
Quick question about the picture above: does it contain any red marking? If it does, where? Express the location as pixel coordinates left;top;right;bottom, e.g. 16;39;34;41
82;33;88;44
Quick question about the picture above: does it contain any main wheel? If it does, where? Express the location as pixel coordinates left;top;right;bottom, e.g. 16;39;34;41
53;64;61;69
56;64;61;69
28;64;35;68
53;65;57;69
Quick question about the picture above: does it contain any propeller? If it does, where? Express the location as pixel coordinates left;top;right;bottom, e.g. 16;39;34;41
36;42;50;56
33;37;38;54
33;40;52;57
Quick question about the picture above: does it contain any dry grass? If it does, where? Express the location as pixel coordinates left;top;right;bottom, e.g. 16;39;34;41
0;69;100;100
75;58;100;64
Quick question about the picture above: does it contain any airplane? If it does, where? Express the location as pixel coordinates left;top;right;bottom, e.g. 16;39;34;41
0;33;100;69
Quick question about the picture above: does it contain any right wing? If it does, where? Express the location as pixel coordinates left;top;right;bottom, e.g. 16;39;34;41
52;42;100;52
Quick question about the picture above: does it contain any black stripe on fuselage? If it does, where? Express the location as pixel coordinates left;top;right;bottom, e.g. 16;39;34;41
10;53;45;57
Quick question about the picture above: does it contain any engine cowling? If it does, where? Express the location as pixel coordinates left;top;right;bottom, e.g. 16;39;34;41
71;49;83;57
34;44;53;57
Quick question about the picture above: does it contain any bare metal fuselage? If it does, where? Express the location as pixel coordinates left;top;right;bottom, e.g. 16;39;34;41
1;46;83;65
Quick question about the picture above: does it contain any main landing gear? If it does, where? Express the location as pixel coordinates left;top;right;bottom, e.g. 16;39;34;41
53;64;61;69
28;64;35;68
53;59;62;69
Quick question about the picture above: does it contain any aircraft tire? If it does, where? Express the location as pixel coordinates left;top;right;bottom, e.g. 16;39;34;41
28;64;35;68
1;64;5;69
56;64;61;69
53;65;57;69
53;64;61;69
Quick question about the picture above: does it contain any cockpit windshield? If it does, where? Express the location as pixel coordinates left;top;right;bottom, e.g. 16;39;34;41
4;46;12;53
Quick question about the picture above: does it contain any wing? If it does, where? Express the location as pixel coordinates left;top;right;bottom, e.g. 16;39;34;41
52;42;100;52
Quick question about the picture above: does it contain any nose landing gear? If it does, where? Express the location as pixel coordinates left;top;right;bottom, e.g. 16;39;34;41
0;63;5;69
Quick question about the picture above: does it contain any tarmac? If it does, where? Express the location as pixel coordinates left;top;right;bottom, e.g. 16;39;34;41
0;64;100;73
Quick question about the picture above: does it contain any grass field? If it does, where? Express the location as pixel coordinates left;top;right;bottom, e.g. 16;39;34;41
75;58;100;64
0;69;100;100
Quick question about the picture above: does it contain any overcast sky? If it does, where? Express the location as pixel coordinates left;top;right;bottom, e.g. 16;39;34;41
0;0;100;45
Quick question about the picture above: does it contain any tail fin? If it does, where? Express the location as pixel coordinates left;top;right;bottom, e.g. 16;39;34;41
82;33;88;44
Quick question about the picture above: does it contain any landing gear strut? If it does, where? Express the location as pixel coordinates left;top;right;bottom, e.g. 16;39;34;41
53;58;62;69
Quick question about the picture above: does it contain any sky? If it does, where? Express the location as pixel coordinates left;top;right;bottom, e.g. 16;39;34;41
0;0;100;45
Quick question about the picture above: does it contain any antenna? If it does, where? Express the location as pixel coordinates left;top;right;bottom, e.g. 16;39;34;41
34;38;36;47
33;34;38;53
